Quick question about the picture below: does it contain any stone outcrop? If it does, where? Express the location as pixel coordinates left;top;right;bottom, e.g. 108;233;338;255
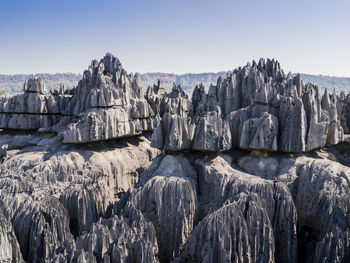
338;92;350;134
0;77;71;130
73;205;159;263
0;132;160;262
151;59;345;152
24;76;47;94
0;144;7;157
0;53;155;143
2;129;350;262
128;155;198;262
0;210;23;263
150;84;194;150
62;53;155;143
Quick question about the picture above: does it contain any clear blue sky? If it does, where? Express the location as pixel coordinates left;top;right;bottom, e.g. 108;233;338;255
0;0;349;76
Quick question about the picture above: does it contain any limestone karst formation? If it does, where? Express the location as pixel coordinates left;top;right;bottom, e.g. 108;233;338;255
0;53;155;143
1;53;350;263
150;59;347;153
0;54;348;152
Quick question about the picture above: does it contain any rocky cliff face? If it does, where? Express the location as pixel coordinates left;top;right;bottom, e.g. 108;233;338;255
1;54;350;263
1;131;350;262
0;53;155;143
62;53;155;143
0;55;347;152
151;59;345;153
0;76;71;130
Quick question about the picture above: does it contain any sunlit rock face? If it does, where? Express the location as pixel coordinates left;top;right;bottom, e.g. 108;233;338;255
0;76;71;130
62;53;155;143
152;59;344;152
0;54;345;151
0;53;155;143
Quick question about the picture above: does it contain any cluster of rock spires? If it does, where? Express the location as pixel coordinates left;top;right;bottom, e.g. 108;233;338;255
1;53;350;263
149;59;347;152
0;53;155;144
1;53;349;152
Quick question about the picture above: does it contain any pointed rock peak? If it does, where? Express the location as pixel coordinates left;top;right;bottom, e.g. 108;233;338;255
293;74;301;83
168;83;188;99
194;83;205;92
252;59;257;67
321;88;331;111
254;84;268;104
192;83;206;100
258;58;265;68
340;91;346;100
291;85;298;100
102;52;122;75
151;79;166;95
324;88;329;97
217;76;223;85
331;87;337;104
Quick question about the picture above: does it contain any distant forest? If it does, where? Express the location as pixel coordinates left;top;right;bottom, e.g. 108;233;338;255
0;72;349;95
0;73;82;94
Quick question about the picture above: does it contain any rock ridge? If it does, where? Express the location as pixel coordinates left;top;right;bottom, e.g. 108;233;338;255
150;58;346;152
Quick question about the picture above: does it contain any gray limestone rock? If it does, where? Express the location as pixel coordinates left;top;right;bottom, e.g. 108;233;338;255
61;53;155;143
129;155;198;261
176;155;297;263
177;194;275;263
0;144;7;157
24;76;47;94
75;206;159;263
0;211;23;263
279;97;308;152
239;112;278;151
145;80;166;115
0;133;160;262
152;59;344;152
0;53;155;143
192;106;231;151
152;113;194;150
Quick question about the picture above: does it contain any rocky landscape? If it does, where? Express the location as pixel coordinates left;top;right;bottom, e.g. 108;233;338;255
1;53;350;263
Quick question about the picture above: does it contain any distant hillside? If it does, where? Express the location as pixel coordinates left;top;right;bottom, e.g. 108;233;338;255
139;72;228;93
298;74;350;94
0;73;82;94
141;72;350;95
0;72;349;95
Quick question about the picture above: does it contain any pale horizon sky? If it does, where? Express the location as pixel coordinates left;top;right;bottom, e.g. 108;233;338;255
0;0;349;77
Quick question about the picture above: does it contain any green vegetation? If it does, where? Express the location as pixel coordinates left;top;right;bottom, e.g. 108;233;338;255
42;132;57;139
0;73;82;94
0;90;6;95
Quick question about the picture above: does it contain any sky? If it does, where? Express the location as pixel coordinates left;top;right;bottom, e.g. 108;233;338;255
0;0;349;76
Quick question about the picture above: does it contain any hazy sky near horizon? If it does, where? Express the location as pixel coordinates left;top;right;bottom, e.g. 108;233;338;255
0;0;349;76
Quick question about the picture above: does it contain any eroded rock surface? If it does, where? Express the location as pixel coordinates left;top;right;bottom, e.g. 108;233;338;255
0;132;160;262
62;53;155;143
1;54;350;263
0;53;155;143
151;59;345;152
